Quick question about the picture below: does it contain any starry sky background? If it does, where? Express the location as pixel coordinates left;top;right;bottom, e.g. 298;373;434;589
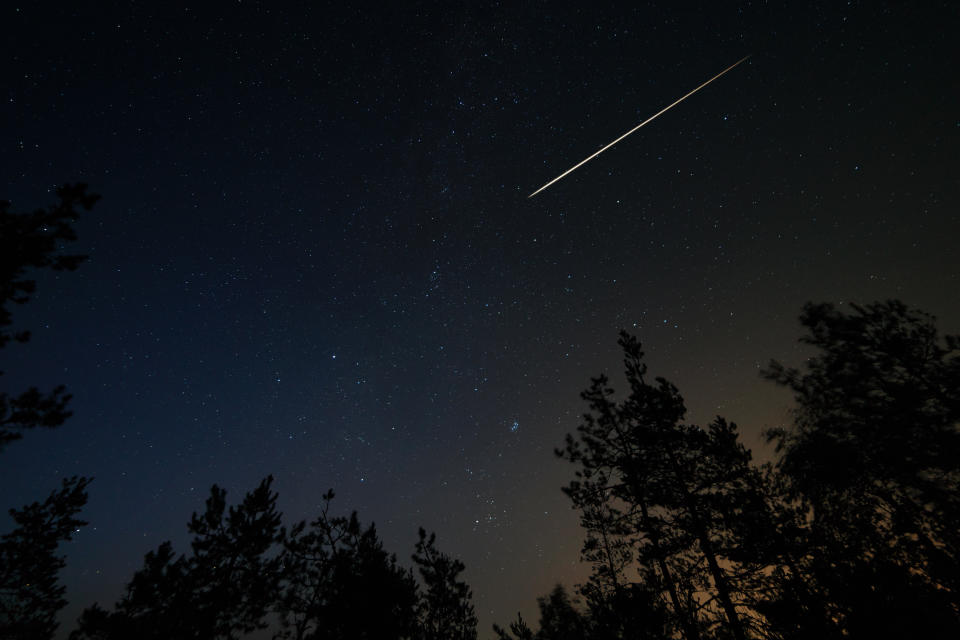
1;1;958;636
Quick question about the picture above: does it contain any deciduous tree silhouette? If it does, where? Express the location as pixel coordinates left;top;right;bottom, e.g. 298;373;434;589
763;300;960;637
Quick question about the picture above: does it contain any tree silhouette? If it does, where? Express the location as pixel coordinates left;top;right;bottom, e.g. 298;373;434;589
70;543;189;639
0;476;91;639
557;499;672;640
72;481;474;640
412;527;478;640
531;585;588;640
506;301;960;639
276;489;419;640
723;462;840;640
763;300;960;636
493;612;535;640
557;332;774;639
493;582;667;640
0;184;98;451
72;477;285;639
493;585;585;640
0;185;97;639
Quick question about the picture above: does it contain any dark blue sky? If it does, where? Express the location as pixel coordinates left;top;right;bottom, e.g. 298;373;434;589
2;2;958;636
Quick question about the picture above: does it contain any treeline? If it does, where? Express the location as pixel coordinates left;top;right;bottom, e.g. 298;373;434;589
69;485;477;640
2;187;959;638
1;187;478;640
3;478;478;640
496;301;960;639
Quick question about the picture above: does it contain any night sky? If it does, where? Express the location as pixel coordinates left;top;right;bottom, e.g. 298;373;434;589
2;2;958;636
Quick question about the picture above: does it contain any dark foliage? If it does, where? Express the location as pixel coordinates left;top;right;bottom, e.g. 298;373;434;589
0;183;98;451
555;331;766;640
532;585;588;640
498;584;591;640
500;299;959;639
412;527;478;640
0;385;74;453
72;482;475;640
493;612;535;640
72;477;285;639
0;477;91;639
494;583;667;640
1;186;95;639
762;300;960;636
277;489;419;640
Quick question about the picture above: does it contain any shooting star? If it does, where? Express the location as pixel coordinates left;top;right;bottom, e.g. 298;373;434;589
528;55;750;198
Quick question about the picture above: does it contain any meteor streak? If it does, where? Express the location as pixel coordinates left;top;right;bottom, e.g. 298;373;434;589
528;55;750;198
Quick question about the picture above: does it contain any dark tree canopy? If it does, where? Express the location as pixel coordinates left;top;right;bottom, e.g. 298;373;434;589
763;300;960;637
500;300;959;639
0;183;99;451
0;183;98;349
532;585;588;640
493;582;666;640
71;481;476;640
1;185;96;639
72;477;285;640
764;301;960;503
277;489;420;640
0;476;91;639
412;527;478;640
556;331;766;640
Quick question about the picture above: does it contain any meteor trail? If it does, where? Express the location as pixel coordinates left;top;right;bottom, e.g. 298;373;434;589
528;55;750;198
